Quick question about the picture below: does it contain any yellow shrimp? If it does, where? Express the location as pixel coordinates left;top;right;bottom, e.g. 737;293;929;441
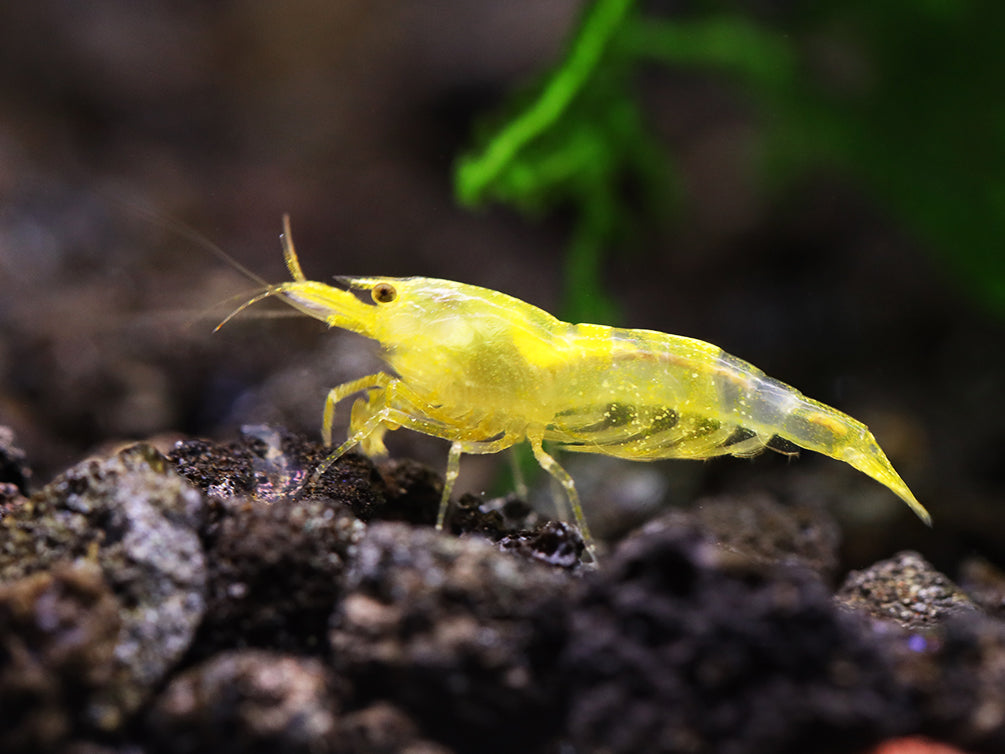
222;216;931;555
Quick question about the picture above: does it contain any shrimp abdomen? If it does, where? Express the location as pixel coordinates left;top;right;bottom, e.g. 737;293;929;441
776;393;931;524
718;352;931;525
548;332;930;525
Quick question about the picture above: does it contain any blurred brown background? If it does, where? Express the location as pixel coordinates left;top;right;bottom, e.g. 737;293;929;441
1;0;1002;571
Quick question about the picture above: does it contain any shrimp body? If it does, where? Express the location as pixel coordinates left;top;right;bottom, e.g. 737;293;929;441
228;218;930;555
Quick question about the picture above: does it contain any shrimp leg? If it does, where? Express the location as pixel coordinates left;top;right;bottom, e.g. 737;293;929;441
528;430;596;558
322;373;394;445
330;374;597;554
317;376;528;532
313;387;457;482
325;373;450;456
438;434;524;530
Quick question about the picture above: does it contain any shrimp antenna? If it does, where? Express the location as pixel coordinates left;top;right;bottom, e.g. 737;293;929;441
105;192;271;287
281;213;307;282
213;284;294;332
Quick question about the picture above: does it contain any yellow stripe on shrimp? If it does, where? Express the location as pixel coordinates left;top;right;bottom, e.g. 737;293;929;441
224;216;931;558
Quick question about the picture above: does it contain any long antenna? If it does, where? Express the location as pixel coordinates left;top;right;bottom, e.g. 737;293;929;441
106;193;271;287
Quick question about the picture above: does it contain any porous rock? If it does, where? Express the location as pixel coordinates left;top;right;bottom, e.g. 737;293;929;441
562;514;912;754
881;612;1005;751
335;702;454;754
0;561;120;753
0;425;31;495
0;444;207;729
329;521;572;752
666;491;841;578
194;490;365;655
836;551;977;628
147;649;340;754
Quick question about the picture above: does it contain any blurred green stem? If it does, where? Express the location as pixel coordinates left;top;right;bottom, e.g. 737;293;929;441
619;14;796;89
455;0;635;208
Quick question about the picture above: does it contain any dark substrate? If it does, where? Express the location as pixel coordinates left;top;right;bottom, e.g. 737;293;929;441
1;425;1001;754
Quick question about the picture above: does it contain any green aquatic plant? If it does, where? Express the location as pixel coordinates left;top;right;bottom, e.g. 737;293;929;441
455;0;660;325
454;0;796;323
455;0;1005;316
758;0;1005;315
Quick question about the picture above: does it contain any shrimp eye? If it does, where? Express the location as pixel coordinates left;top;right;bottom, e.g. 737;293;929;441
372;282;397;304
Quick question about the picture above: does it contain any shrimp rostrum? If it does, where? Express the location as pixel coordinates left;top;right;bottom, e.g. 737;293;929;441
224;217;931;555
